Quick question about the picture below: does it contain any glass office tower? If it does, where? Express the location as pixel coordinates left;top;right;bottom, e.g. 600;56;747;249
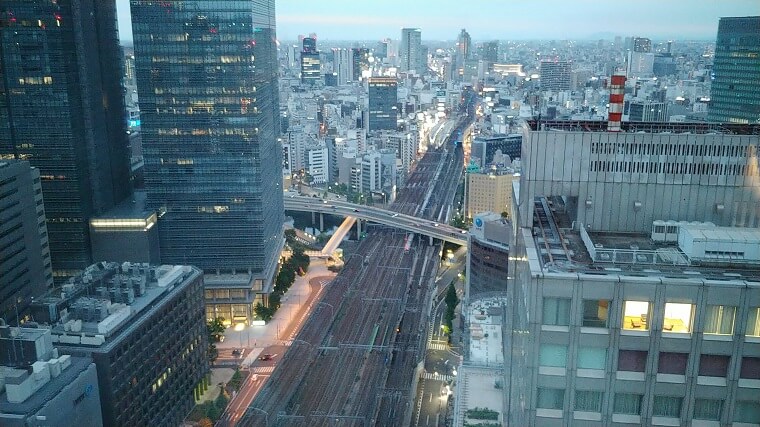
708;16;760;124
368;77;398;131
0;1;132;279
130;0;283;277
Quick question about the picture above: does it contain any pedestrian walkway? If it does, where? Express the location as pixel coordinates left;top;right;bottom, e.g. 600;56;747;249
422;372;454;382
428;342;449;351
251;366;274;374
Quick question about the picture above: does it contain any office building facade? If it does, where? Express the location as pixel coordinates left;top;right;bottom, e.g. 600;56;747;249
540;61;572;92
130;1;284;281
368;77;398;131
465;170;518;219
352;47;370;81
0;161;52;322
708;16;760;125
400;28;424;73
0;1;132;279
34;262;208;427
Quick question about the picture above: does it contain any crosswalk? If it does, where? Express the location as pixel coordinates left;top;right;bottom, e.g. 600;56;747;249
428;342;449;351
422;372;454;382
251;366;274;374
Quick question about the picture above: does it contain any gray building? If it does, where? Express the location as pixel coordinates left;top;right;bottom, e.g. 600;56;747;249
465;212;511;305
708;16;760;125
520;120;760;233
400;28;424;73
0;1;132;279
368;77;398;131
540;61;572;92
505;119;760;426
30;262;208;427
471;134;522;168
0;161;52;323
627;101;669;122
0;327;102;427
130;1;284;286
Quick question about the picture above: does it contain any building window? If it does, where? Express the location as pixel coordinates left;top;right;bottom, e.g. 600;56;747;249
652;396;683;418
537;388;565;410
734;401;760;424
622;300;650;330
747;307;760;336
613;393;642;415
582;299;609;328
577;347;606;370
658;352;688;375
575;390;603;412
542;297;570;326
694;399;722;421
740;357;760;379
539;344;567;368
618;350;647;372
704;305;736;335
698;354;730;377
663;302;693;333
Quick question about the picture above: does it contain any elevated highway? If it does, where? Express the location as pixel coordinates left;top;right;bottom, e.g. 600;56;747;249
283;195;467;246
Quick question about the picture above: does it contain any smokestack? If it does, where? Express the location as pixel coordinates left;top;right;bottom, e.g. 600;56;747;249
608;72;626;132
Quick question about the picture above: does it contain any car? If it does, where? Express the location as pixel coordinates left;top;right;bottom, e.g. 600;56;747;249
323;200;328;204
432;222;439;227
353;209;360;212
258;354;274;361
391;213;399;217
232;349;241;356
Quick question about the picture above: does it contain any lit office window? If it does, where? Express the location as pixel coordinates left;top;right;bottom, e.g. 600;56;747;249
577;347;606;370
543;297;571;326
698;354;730;377
704;305;736;335
622;300;650;330
652;396;683;418
747;307;760;336
663;302;693;333
582;299;609;328
539;344;568;368
575;391;603;412
613;393;642;415
537;388;565;409
734;401;760;424
694;399;722;421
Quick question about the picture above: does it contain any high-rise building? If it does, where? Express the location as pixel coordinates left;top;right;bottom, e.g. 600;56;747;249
505;120;760;426
400;28;423;73
332;48;352;85
465;170;518;219
457;29;472;61
368;77;398;131
32;262;208;427
539;61;572;91
627;51;655;78
633;37;652;53
479;41;499;65
300;36;321;84
0;1;132;279
302;36;317;54
352;47;370;81
130;2;284;291
0;161;52;322
627;101;669;122
708;16;760;124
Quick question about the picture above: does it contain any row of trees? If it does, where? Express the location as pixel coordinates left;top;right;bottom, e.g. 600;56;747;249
254;236;311;322
443;282;459;339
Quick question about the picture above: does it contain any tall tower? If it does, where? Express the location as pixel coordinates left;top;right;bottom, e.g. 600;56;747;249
300;36;321;84
130;1;284;282
352;47;370;81
708;16;760;124
332;48;352;85
0;0;132;280
368;77;398;131
457;29;472;60
400;28;423;73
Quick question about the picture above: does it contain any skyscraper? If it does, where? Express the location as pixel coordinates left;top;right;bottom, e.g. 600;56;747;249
400;28;423;73
352;47;370;81
633;37;652;53
130;1;284;292
368;77;398;131
0;161;52;322
0;0;132;279
708;16;760;124
301;36;321;84
457;28;472;61
332;48;351;85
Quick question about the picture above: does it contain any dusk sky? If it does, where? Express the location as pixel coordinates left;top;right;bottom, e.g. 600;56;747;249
116;0;759;42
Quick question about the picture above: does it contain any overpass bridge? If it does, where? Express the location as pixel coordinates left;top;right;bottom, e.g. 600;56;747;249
284;195;468;246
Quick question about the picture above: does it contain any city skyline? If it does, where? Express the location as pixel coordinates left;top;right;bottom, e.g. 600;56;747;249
116;0;760;42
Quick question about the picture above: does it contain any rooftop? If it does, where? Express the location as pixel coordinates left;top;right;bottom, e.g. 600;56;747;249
530;196;760;283
29;262;201;352
525;119;760;135
467;298;505;367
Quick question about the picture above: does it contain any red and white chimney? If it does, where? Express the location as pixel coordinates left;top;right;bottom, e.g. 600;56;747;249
608;72;626;132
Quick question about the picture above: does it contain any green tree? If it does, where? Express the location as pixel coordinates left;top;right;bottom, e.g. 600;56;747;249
206;317;226;362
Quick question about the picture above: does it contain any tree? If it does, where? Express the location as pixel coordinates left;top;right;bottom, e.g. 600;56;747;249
445;282;459;308
206;317;226;362
501;211;509;219
443;282;459;337
198;418;213;427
